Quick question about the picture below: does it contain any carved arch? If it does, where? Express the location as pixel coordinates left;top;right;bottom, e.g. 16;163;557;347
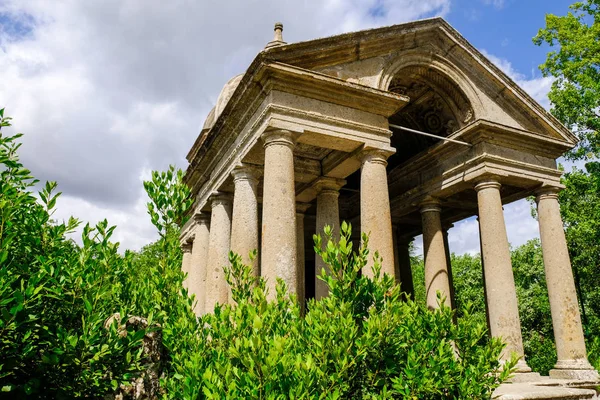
378;51;484;168
378;50;484;120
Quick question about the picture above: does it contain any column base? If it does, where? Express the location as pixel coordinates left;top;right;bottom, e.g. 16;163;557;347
550;365;600;381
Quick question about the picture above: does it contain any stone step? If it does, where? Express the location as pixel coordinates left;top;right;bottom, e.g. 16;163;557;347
493;383;597;400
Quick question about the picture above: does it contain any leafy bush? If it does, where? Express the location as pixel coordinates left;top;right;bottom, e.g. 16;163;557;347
0;110;146;397
166;224;513;399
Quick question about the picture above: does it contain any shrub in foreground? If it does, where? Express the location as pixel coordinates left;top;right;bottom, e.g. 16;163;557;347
166;223;514;399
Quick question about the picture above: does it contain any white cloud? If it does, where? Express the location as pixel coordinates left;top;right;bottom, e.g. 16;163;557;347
0;0;450;251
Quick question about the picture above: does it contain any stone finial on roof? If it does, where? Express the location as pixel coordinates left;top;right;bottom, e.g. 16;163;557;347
265;22;287;50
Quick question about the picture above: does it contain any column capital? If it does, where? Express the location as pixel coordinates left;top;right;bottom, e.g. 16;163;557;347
312;176;346;195
209;192;233;207
262;129;296;149
419;196;442;214
474;178;501;192
181;242;193;253
535;186;561;202
232;165;261;184
296;202;311;215
360;148;392;166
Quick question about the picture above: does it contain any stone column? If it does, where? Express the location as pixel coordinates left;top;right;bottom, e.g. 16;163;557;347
442;226;456;310
360;149;395;278
536;188;598;380
261;129;297;299
396;237;415;300
420;199;452;309
314;177;345;299
189;213;211;315
296;203;311;311
204;194;233;312
476;179;531;373
230;165;260;275
181;242;193;290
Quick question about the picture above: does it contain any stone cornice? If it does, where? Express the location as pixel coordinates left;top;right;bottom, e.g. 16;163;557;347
389;153;564;217
455;120;573;157
255;62;409;116
389;119;571;183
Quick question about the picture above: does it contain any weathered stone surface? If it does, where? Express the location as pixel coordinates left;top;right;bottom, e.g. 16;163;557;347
189;213;210;315
231;165;260;274
205;194;232;310
314;177;344;299
493;382;596;400
420;198;451;309
104;313;164;400
476;179;530;373
261;130;297;299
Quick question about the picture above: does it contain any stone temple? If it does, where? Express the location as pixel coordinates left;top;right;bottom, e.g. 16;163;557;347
179;18;600;397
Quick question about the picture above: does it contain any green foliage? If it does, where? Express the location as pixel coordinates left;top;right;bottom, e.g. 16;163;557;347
534;0;600;160
0;110;146;397
169;223;513;399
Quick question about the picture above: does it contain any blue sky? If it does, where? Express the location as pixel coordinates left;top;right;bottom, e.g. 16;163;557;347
446;0;573;75
0;0;577;254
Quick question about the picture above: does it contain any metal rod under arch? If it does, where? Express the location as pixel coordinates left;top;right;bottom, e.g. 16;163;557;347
388;123;472;147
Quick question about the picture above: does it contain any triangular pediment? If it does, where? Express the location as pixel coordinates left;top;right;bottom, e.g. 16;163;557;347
259;18;576;148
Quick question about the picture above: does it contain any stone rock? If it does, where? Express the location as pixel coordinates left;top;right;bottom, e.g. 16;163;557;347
104;313;164;400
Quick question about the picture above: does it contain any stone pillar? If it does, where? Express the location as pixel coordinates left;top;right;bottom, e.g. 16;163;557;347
204;194;233;312
181;242;193;290
442;226;456;310
296;203;311;311
261;130;297;299
396;237;415;300
536;188;599;380
475;179;531;373
314;177;345;299
230;165;260;275
189;213;211;315
360;149;395;278
420;199;452;309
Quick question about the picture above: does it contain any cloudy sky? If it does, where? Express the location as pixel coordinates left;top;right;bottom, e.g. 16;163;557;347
0;0;575;255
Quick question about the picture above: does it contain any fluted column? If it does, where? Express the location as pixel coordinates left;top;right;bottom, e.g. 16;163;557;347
296;203;311;311
360;149;395;277
261;130;297;299
476;179;530;372
536;188;599;380
231;165;260;274
420;199;451;309
181;242;193;290
396;237;415;300
204;194;233;312
314;177;345;299
189;213;211;315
